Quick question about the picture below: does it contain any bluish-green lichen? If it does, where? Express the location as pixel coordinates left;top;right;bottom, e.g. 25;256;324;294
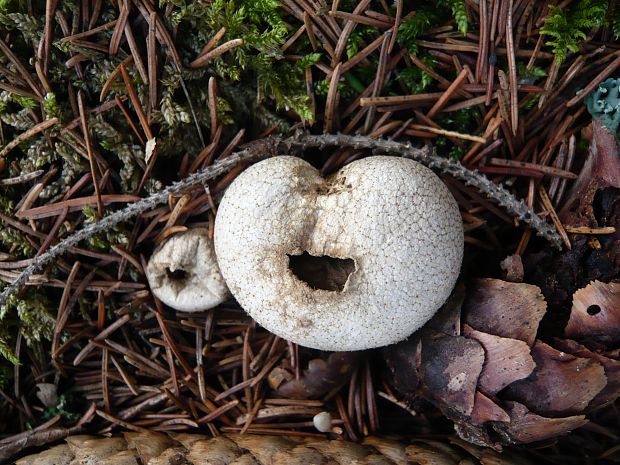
586;77;620;132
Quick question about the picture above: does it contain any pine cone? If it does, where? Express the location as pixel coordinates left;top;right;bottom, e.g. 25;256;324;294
14;431;532;465
385;278;620;449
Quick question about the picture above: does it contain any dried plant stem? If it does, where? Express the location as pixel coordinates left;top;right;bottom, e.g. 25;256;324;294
0;425;84;461
283;133;562;248
0;118;58;159
0;134;561;308
0;138;279;308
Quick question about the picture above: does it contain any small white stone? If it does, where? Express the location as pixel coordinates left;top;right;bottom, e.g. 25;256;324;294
36;383;58;408
313;411;332;433
146;228;230;312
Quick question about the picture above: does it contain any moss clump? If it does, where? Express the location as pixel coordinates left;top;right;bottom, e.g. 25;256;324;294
0;290;55;365
540;0;607;64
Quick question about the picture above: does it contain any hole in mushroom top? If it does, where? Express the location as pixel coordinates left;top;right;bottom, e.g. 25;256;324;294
287;251;355;292
166;267;188;281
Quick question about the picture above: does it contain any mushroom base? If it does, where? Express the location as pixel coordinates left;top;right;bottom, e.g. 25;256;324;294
287;252;355;292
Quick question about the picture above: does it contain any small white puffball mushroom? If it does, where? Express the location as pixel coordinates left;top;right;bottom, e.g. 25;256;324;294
214;156;464;351
313;411;332;433
146;228;230;312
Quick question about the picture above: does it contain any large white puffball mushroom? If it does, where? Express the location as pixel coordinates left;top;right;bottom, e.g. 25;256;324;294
146;228;230;312
214;156;463;351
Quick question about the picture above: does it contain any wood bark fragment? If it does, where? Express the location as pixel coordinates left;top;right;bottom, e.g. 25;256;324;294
463;325;535;395
505;341;607;416
463;279;546;346
565;281;620;345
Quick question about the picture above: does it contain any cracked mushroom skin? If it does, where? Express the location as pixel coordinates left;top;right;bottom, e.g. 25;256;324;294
146;228;230;312
214;156;464;351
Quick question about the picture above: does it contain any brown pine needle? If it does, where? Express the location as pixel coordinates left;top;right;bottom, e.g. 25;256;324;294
539;185;571;250
361;92;444;107
124;23;149;84
147;12;158;114
0;38;44;98
95;410;151;433
388;0;402;53
189;39;245;69
197;27;227;57
489;158;577;179
114;95;146;145
332;0;372;63
16;194;139;220
208;77;219;140
324;63;342;133
78;91;103;216
505;0;518;135
198;400;240;423
409;124;487;143
303;12;318;51
0;117;58;159
99;56;133;102
564;226;616;235
330;11;391;28
427;68;469;118
108;1;129;55
119;63;153;139
340;34;384;73
567;54;620;108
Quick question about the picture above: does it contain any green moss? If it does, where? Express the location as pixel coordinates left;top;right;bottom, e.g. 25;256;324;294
540;0;607;64
0;12;41;41
614;3;620;38
42;393;80;421
0;289;56;364
436;107;480;133
83;205;130;250
449;145;466;160
397;0;467;55
43;92;60;119
167;0;314;121
398;55;436;94
517;63;547;84
0;195;34;257
449;0;469;35
14;294;55;345
398;9;437;55
346;26;377;59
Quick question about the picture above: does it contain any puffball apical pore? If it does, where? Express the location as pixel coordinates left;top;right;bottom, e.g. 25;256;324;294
214;156;463;351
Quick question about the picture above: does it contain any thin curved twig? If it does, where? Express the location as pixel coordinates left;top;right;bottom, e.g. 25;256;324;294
0;133;560;309
0;138;279;308
284;133;561;248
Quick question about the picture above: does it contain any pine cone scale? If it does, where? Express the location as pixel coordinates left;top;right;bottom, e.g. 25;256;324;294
386;277;620;447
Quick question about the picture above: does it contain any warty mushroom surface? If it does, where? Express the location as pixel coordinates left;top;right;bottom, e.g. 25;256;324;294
213;155;463;351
